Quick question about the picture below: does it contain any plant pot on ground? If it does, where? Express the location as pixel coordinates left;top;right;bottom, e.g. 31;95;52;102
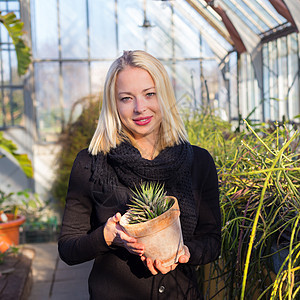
0;214;25;253
0;190;44;252
120;182;185;267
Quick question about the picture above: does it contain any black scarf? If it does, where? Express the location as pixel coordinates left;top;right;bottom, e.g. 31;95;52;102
91;141;197;241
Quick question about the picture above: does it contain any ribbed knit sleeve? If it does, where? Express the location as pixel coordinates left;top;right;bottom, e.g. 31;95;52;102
58;149;111;265
185;146;221;266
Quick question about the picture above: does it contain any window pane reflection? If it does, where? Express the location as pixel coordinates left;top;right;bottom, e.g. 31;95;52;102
60;0;88;59
0;88;24;127
174;9;200;58
146;2;172;59
62;62;89;122
175;60;202;110
35;62;60;141
31;0;59;59
90;62;111;95
118;0;144;52
89;0;117;58
288;34;299;119
11;50;22;85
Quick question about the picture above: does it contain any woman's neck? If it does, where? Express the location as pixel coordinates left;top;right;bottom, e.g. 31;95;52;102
132;137;159;160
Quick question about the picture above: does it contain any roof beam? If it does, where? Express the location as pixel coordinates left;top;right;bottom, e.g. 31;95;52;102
184;0;233;45
218;0;263;91
269;0;297;29
208;2;247;54
173;1;229;62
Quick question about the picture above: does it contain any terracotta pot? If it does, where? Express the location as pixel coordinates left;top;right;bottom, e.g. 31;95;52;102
120;196;185;267
0;214;26;252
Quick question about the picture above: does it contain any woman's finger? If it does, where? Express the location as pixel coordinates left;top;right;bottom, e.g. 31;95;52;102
178;245;190;263
125;242;144;254
146;258;158;275
154;260;177;274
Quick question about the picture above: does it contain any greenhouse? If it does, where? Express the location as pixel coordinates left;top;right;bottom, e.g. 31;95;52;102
0;0;299;299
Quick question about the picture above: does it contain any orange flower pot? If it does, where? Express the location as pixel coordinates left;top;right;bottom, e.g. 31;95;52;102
0;214;26;252
120;196;185;267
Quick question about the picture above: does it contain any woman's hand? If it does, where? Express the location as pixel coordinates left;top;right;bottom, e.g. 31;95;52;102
103;212;144;256
141;245;190;275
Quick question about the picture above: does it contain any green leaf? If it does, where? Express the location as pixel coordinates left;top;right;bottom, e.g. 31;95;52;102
0;132;33;178
0;12;31;76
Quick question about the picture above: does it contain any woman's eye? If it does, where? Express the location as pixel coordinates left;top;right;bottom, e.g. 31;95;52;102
120;97;131;102
146;92;156;97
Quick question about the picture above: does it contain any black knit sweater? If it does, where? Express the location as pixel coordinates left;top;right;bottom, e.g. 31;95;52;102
58;145;221;300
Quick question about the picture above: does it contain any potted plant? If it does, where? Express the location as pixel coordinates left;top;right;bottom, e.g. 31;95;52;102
0;133;33;253
120;182;185;267
0;191;26;253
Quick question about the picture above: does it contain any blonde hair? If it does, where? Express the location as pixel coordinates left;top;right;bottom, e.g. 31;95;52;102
88;50;188;155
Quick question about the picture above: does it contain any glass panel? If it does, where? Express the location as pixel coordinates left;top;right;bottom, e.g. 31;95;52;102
35;62;60;141
62;62;89;123
90;61;111;95
31;0;59;59
0;1;20;12
59;0;88;59
1;50;11;84
223;0;261;34
287;33;299;120
246;55;252;115
0;1;24;129
89;0;117;58
234;0;274;32
201;59;220;111
254;0;286;24
0;24;9;45
10;49;22;85
11;89;24;126
180;0;231;52
229;52;238;121
175;60;201;110
118;0;144;52
174;6;200;58
0;88;23;126
0;3;7;10
0;89;8;126
269;40;279;120
7;1;19;11
277;37;288;119
238;53;246;117
263;44;270;121
223;0;287;34
146;1;172;59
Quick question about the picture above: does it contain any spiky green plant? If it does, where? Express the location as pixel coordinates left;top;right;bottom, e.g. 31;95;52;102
126;182;174;224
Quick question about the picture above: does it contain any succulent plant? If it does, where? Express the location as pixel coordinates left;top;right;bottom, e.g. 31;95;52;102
126;182;174;224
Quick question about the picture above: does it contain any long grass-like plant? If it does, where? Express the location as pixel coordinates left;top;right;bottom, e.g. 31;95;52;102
207;120;300;299
184;111;300;299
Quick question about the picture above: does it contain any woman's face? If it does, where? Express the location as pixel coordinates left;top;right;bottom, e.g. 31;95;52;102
115;66;162;142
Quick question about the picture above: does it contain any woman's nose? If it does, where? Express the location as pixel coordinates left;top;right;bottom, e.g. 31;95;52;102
134;97;146;113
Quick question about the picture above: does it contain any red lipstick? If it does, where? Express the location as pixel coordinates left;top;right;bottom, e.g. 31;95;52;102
133;116;152;126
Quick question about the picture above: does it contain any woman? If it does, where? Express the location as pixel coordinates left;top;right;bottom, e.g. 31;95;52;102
58;50;221;299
